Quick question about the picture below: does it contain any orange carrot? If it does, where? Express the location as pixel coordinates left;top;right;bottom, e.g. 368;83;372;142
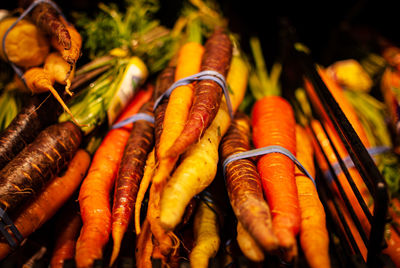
109;101;155;266
0;149;90;260
220;111;278;252
135;219;153;268
75;87;152;268
295;125;330;268
248;36;299;261
251;96;299;261
304;67;371;148
50;202;82;268
167;28;233;158
147;40;204;256
310;119;400;266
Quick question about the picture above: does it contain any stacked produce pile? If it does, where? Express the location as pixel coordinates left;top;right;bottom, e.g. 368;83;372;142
0;1;399;268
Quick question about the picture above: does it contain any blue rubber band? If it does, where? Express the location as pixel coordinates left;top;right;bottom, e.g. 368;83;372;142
153;70;233;118
0;207;23;249
324;146;391;183
111;112;154;129
1;0;66;86
222;145;317;187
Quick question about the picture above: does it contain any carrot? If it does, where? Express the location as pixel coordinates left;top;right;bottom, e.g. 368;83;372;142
0;17;50;68
159;54;248;231
0;95;59;170
18;0;71;50
109;101;155;266
251;96;299;261
50;17;82;67
44;51;75;95
236;221;265;262
295;125;330;268
75;87;152;268
189;198;220;268
50;202;82;268
134;66;175;235
134;148;156;235
310;119;400;265
304;67;371;148
23;67;78;126
147;39;204;255
249;36;299;261
135;219;153;268
167;27;233;158
0;121;81;213
0;149;90;260
219;111;278;252
153;65;176;160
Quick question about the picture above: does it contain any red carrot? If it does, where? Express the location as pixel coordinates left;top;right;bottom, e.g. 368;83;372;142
109;101;155;266
167;28;233;158
75;87;153;268
0;121;81;214
220;111;279;252
18;0;71;50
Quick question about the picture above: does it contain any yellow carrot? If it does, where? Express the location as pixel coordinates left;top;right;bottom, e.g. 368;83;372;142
159;54;248;230
295;125;330;268
236;221;265;263
189;200;220;268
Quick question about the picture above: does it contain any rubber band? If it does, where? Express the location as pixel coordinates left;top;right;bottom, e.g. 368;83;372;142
222;145;317;187
111;112;154;129
153;70;233;118
0;207;23;249
1;0;66;85
324;146;391;183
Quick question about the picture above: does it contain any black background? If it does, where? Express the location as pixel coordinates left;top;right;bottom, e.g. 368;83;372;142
2;0;400;67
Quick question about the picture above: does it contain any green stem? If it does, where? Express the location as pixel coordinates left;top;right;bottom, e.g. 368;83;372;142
249;36;281;98
186;16;202;44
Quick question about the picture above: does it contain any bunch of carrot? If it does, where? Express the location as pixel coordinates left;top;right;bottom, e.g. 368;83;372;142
301;58;400;266
0;1;83;125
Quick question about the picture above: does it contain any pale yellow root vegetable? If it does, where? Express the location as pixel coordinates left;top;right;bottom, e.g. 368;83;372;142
44;51;75;95
236;221;265;262
134;148;156;234
159;55;249;230
189;200;220;268
0;17;50;68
